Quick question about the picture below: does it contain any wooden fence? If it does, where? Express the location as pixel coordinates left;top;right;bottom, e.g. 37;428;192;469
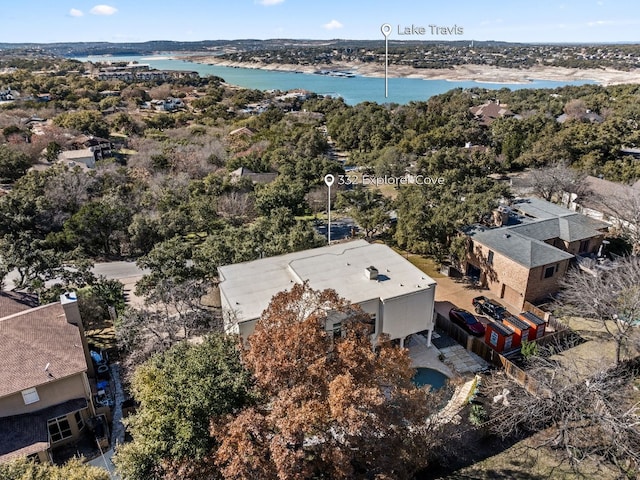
522;301;551;321
435;313;502;367
434;311;565;394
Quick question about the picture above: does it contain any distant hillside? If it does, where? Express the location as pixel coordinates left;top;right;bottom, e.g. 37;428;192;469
0;39;639;71
0;39;534;57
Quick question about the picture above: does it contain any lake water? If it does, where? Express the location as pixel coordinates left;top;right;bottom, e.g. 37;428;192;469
77;54;594;105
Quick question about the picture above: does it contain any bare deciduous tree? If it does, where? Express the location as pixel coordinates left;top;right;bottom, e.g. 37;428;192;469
216;191;254;222
485;354;640;477
563;98;589;120
530;162;591;203
117;278;222;368
603;188;640;255
557;256;640;365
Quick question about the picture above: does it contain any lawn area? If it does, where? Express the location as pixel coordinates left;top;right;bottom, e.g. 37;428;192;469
86;320;118;356
550;316;619;376
442;430;620;479
391;247;445;279
346;170;399;200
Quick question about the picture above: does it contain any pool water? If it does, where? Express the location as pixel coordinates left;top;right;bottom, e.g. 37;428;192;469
412;368;449;390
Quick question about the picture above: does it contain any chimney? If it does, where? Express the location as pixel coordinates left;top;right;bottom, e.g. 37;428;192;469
61;292;96;378
365;266;379;280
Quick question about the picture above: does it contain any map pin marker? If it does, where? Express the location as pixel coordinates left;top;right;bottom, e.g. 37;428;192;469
381;23;392;38
324;174;335;187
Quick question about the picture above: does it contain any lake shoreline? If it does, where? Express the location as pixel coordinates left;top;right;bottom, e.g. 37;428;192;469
183;55;640;86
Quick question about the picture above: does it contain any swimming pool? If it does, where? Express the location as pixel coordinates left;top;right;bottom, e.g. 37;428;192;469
412;368;449;390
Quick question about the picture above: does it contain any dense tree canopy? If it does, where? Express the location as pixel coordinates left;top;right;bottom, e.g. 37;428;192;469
113;334;255;480
0;458;109;480
0;145;31;182
394;148;510;259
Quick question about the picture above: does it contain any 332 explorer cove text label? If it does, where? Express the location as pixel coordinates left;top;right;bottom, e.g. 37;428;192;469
397;24;464;36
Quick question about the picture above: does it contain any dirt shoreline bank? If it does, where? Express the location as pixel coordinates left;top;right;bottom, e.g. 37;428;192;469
184;55;640;86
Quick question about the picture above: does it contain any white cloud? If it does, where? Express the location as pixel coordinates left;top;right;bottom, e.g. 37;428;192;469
587;20;613;26
90;4;118;16
69;8;84;17
256;0;284;5
323;19;343;30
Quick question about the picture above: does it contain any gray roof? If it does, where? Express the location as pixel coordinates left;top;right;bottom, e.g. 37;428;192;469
511;197;576;219
467;226;574;269
467;197;607;268
509;215;606;243
58;149;94;161
0;398;87;462
218;240;436;323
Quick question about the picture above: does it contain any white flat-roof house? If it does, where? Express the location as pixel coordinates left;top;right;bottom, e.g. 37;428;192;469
218;240;437;347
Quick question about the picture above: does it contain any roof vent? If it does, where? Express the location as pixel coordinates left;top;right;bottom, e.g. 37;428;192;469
504;233;511;238
365;266;379;280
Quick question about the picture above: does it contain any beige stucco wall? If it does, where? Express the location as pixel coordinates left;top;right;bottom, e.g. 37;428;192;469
379;288;435;341
238;319;257;340
236;291;432;343
357;298;382;334
0;374;89;418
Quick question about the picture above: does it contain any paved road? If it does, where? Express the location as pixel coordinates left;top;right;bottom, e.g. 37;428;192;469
3;261;149;295
314;217;357;242
93;261;149;280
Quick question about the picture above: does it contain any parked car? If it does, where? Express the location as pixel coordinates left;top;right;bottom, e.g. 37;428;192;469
472;296;508;321
449;308;486;336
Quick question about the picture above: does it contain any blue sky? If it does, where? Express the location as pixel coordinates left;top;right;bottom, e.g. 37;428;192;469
2;0;640;44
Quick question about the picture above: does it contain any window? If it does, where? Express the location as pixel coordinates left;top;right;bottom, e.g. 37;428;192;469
487;250;494;265
544;265;555;278
48;415;73;443
579;240;590;253
21;387;39;405
74;411;84;432
332;321;342;338
363;314;376;335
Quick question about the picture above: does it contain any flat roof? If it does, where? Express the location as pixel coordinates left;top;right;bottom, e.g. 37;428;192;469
487;320;514;336
519;311;545;326
218;240;437;323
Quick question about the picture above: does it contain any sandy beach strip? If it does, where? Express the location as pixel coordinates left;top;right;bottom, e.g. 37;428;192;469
184;55;640;86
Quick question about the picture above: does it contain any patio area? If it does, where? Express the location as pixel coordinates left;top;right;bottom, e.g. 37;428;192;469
407;330;489;377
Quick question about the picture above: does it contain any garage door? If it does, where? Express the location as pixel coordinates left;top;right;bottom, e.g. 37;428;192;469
501;284;522;311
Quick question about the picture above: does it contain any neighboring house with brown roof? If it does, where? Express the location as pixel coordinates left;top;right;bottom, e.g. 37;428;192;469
228;126;255;138
0;291;38;318
464;198;609;311
0;293;96;464
469;100;514;126
563;175;640;253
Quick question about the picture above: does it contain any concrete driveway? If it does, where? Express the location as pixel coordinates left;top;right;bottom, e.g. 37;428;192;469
434;275;521;323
